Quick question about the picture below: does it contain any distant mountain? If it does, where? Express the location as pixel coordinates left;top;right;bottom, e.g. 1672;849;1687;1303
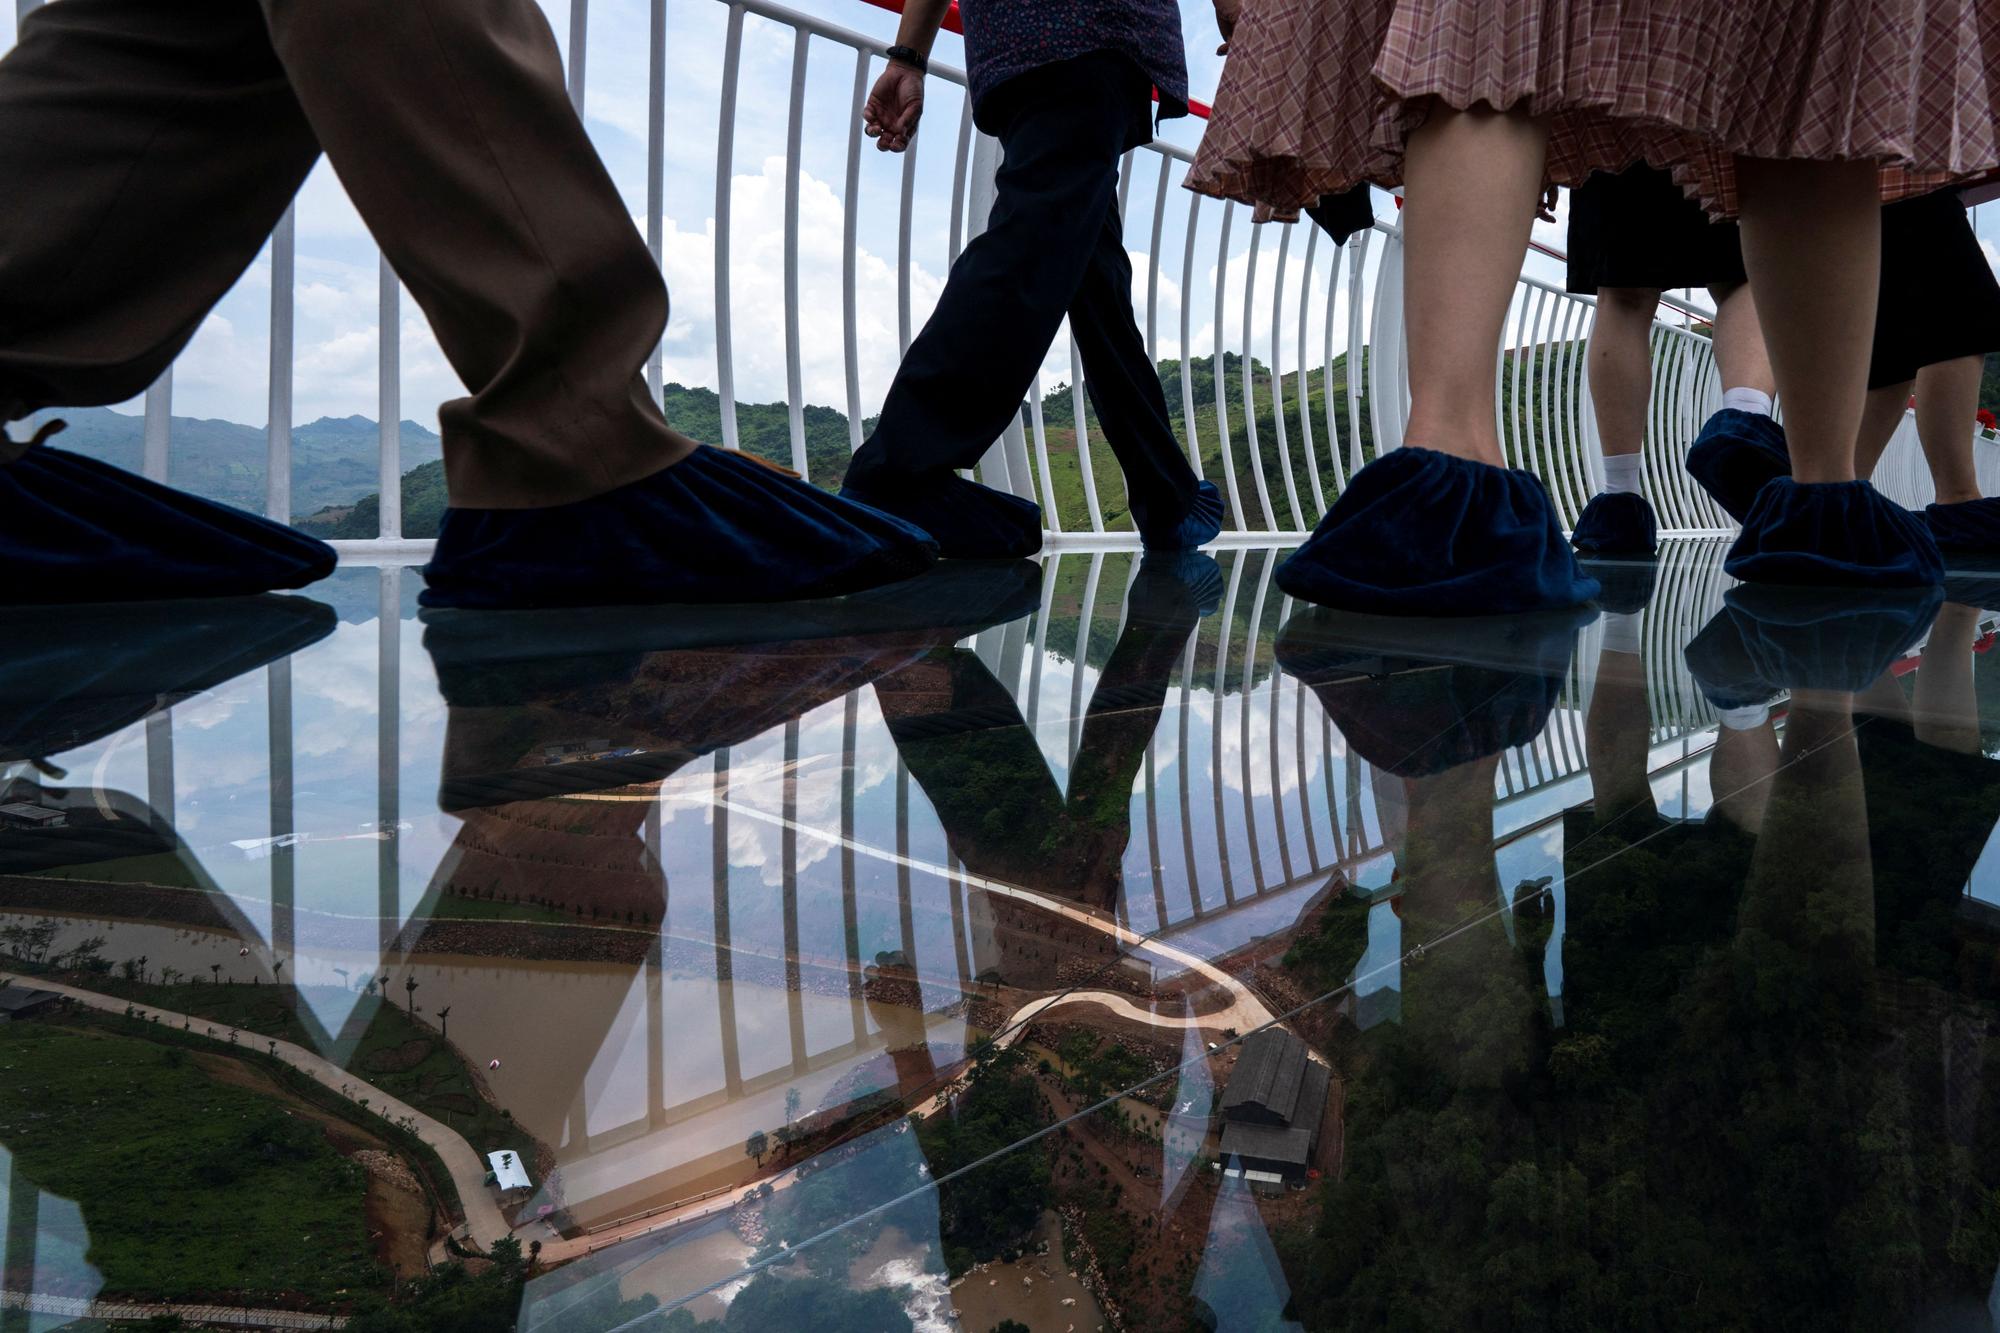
25;407;443;518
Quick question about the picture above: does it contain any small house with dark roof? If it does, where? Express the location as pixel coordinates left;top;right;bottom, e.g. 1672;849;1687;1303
0;988;62;1022
1218;1028;1330;1187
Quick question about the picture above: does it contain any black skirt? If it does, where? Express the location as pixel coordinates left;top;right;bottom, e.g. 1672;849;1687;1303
1564;164;1747;296
1868;190;2000;389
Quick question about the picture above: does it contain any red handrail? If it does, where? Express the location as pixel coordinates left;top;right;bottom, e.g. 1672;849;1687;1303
850;0;1211;117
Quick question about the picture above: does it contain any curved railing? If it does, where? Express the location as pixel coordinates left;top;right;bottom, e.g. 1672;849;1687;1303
0;0;1953;547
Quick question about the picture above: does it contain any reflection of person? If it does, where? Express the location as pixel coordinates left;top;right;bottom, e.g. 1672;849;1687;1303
1276;606;1581;1083
874;553;1220;986
1853;598;2000;976
0;0;935;608
1853;192;2000;553
1564;165;1775;557
1190;0;1993;609
1697;189;2000;557
839;2;1223;557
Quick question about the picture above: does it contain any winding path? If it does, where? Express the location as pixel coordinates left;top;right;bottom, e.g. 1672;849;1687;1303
0;971;512;1248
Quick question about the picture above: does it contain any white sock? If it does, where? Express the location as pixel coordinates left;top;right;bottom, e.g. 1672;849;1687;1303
1721;387;1773;418
1603;612;1641;655
1601;452;1643;496
1720;703;1772;731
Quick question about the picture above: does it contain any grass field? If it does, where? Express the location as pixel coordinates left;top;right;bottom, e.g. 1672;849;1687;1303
68;977;540;1172
0;1021;381;1303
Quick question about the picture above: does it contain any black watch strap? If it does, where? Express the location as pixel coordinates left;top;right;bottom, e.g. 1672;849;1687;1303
885;44;928;73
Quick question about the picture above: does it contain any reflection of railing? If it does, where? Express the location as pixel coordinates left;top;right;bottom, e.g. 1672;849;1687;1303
0;0;1763;553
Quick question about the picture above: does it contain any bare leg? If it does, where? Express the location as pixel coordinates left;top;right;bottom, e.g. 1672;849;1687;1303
1588;288;1662;460
1853;379;1915;482
1913;356;1985;504
1400;106;1550;466
1734;159;1882;483
1584;646;1656;826
1909;601;1982;753
1709;719;1779;836
1708;282;1775;398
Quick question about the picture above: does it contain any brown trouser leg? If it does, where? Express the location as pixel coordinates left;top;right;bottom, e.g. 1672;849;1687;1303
0;0;678;509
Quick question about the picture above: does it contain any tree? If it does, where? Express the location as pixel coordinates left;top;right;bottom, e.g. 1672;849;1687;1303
436;1004;452;1042
488;1234;524;1271
209;963;221;986
404;974;420;1017
745;1129;770;1168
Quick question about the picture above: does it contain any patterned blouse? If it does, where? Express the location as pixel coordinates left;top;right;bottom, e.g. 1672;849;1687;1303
959;0;1189;132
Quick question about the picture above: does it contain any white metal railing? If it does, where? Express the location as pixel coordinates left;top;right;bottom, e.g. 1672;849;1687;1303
8;0;1953;553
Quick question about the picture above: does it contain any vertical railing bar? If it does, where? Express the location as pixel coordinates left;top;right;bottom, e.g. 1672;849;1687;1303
781;721;807;1072
1211;552;1244;905
566;0;589;111
142;371;171;484
841;50;868;455
377;259;402;540
714;5;746;450
1267;221;1303;529
1295;222;1327;518
1545;296;1583;525
1239;223;1278;530
1071;331;1106;531
781;29;811;475
1238;554;1271;892
1180;190;1207;484
1069;553;1106;762
1117;149;1135;223
1025;552;1058;731
1213;203;1248;528
1029;377;1063;531
645;0;667;403
1285;598;1318;869
842;694;866;1042
1321;230;1346;493
1145;736;1167;932
267;658;294;960
144;712;175;835
947;91;974;267
266;205;295;523
1551;293;1581;522
376;566;401;946
1345;228;1371;474
1177;630;1201;918
1146;154;1171;368
897;121;920;356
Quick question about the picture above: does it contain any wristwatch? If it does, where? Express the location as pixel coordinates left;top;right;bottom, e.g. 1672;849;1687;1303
885;44;928;73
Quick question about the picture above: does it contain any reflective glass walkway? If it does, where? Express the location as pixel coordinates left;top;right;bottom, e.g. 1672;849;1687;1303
6;544;2000;1331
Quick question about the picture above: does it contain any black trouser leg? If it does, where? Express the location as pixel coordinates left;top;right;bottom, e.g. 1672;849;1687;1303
848;59;1142;491
1070;203;1197;532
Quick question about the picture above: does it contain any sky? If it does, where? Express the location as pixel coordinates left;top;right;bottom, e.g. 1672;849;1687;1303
4;0;1995;437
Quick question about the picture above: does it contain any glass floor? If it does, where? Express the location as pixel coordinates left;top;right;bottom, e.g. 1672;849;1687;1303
7;540;2000;1331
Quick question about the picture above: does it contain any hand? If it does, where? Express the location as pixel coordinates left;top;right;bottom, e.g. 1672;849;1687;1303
864;63;925;153
1535;184;1559;223
1214;0;1242;52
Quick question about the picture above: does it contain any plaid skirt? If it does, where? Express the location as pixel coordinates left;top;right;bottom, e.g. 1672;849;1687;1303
1186;0;2000;220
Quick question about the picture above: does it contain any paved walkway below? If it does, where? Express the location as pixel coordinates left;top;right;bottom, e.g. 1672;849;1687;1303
1;971;512;1249
0;1288;345;1329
